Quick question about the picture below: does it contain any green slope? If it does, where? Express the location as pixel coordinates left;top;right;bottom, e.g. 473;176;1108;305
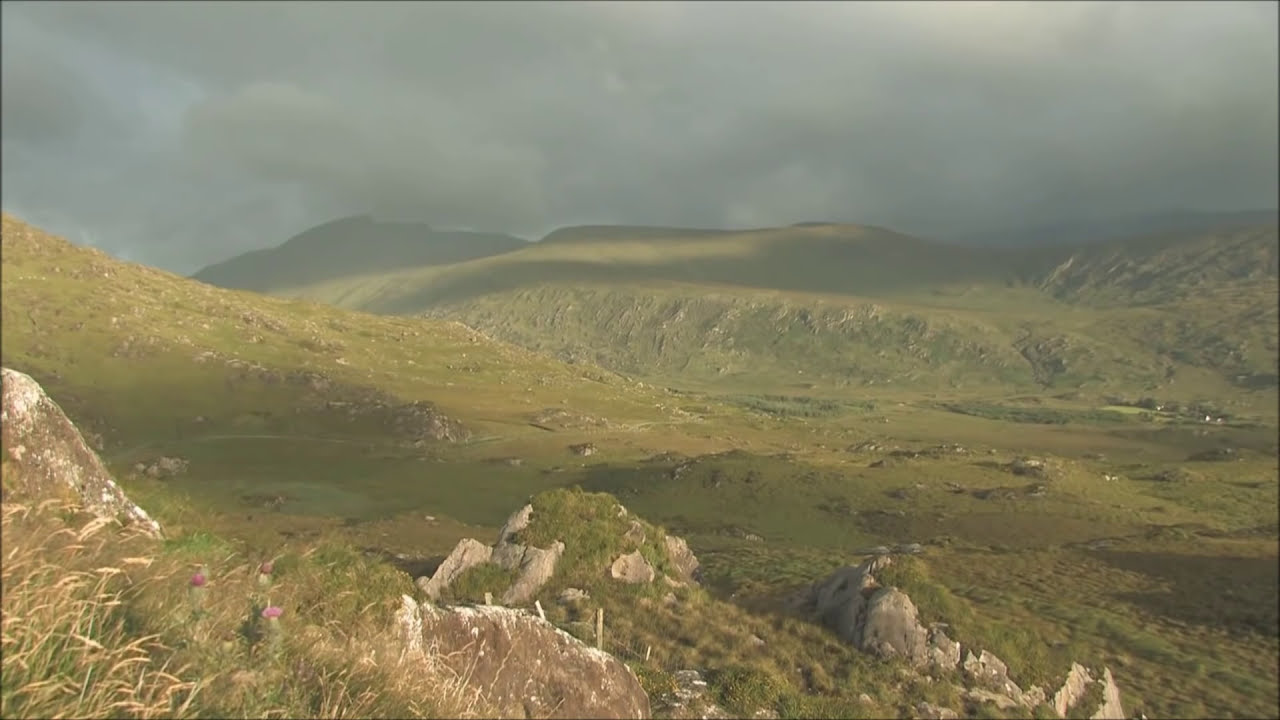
0;213;672;453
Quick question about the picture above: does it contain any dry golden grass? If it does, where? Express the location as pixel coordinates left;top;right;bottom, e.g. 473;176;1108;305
0;499;495;719
1;500;198;719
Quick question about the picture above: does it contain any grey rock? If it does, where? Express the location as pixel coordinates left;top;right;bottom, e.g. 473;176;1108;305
500;541;565;605
416;537;492;601
396;596;649;719
963;649;1024;699
664;533;702;583
558;587;590;605
1053;663;1126;720
926;627;962;672
861;587;930;665
610;550;656;584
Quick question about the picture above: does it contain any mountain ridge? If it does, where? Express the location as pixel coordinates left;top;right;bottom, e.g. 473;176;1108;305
192;214;529;293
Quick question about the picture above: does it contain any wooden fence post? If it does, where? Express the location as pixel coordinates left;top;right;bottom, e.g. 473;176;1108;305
535;600;546;621
484;592;492;606
595;607;604;650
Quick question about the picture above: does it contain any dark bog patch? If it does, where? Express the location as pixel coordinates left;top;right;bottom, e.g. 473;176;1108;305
1093;550;1280;637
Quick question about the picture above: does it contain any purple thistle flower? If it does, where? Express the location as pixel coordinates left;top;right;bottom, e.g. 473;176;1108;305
261;606;284;620
188;568;209;617
258;561;274;575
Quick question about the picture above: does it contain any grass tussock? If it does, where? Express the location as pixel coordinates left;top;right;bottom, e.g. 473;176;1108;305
0;500;493;719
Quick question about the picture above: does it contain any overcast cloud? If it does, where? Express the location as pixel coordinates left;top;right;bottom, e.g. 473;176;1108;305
2;1;1277;272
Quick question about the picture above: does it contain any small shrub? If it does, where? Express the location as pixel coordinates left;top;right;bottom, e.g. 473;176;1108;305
708;665;787;716
629;663;679;702
441;564;518;604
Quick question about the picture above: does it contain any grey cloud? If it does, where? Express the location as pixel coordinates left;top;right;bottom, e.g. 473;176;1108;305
1;1;1276;273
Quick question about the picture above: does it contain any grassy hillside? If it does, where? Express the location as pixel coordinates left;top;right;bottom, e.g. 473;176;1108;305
192;214;527;294
1037;224;1279;306
5;214;1278;719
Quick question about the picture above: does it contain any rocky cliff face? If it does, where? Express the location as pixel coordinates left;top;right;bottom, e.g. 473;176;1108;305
1;367;162;537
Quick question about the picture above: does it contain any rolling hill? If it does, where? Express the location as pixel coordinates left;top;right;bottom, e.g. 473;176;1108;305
192;214;528;294
192;218;1279;401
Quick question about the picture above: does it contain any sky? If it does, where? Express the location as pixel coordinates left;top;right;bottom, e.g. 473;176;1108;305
2;1;1277;273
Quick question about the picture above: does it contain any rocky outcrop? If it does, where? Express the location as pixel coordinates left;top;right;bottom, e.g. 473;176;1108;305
419;500;704;605
416;504;564;605
1;367;162;538
793;555;1127;718
790;557;942;668
395;595;650;719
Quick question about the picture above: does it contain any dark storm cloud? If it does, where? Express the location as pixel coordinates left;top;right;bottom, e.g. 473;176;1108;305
1;1;1276;272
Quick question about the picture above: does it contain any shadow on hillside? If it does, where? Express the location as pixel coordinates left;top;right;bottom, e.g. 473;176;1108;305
364;548;446;582
373;237;1039;312
1090;549;1280;637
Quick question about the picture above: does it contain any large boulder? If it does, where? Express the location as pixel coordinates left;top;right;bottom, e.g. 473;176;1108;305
1;367;162;538
395;595;650;719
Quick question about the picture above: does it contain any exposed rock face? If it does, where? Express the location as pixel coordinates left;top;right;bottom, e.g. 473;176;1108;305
416;538;492;600
610;550;656;584
1;367;162;538
1053;663;1125;720
664;534;702;584
395;595;650;719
